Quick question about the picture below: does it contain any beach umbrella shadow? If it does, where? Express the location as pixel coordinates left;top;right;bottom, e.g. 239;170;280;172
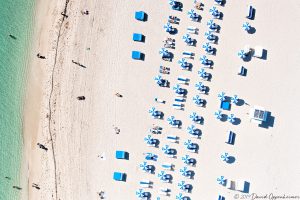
226;156;236;164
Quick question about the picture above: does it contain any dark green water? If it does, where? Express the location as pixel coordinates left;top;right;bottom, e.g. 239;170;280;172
0;0;34;199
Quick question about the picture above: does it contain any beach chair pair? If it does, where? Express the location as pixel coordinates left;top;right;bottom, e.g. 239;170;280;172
246;5;254;19
159;188;170;196
172;103;183;110
139;179;152;188
182;51;194;59
175;97;185;102
167;135;178;143
226;131;235;145
187;26;198;34
161;163;173;170
238;66;247;76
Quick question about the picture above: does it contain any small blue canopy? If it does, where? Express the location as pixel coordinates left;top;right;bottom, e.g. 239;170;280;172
132;33;143;41
115;150;129;159
220;101;230;110
113;172;126;181
132;51;142;60
135;11;145;21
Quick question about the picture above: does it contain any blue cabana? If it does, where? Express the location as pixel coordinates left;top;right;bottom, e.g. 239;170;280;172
113;172;126;181
220;101;230;110
132;51;143;60
132;33;143;42
135;11;146;21
115;150;129;159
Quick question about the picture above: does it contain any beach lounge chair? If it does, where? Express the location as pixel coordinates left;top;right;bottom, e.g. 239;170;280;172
132;51;143;60
177;76;189;84
115;150;129;159
226;131;235;145
139;179;151;188
132;33;144;42
159;188;169;196
238;66;247;76
135;11;146;21
187;26;197;34
236;180;245;192
167;135;178;143
226;180;234;189
218;195;225;200
175;97;185;102
220;101;230;110
253;46;263;58
182;51;194;58
161;163;173;170
246;5;254;19
113;172;126;181
172;103;183;110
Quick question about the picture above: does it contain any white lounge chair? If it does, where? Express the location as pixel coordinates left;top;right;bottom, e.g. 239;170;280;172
226;180;235;189
167;135;178;143
159;188;169;196
175;97;185;102
139;179;151;188
161;163;173;170
187;26;197;34
236;180;245;191
182;51;194;59
172;103;183;110
177;76;189;84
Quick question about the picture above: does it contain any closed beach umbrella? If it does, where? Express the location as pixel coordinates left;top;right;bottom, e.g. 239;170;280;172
182;34;192;44
202;42;213;53
207;19;217;30
193;95;202;105
217;176;226;185
231;95;239;104
189;112;199;122
204;31;215;41
159;48;169;57
164;22;173;33
227;114;235;123
218;92;226;101
238;49;247;59
178;58;189;69
221;152;229;162
242;22;251;32
198;68;207;78
209;6;220;17
195;82;205;91
214;110;222;120
200;55;209;65
136;189;146;198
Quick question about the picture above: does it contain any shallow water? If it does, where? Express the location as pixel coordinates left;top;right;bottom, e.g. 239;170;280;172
0;0;34;199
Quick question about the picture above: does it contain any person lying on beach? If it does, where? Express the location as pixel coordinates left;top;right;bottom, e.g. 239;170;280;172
115;93;122;97
37;53;46;59
37;143;48;151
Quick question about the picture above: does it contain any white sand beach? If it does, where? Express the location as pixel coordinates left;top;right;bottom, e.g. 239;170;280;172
22;0;300;199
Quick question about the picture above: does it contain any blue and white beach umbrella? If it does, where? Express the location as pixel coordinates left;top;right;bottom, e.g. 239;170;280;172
187;9;198;20
139;161;150;171
178;58;189;69
182;155;191;164
182;34;192;44
167;116;176;125
184;139;196;150
221;152;229;162
187;125;197;135
154;75;163;85
209;6;220;17
207;19;217;30
218;92;226;101
162;144;171;154
217;176;226;185
173;84;184;94
136;189;146;198
215;0;223;5
157;171;167;180
176;193;185;200
159;48;169;57
189;112;199;122
144;135;155;145
178;181;187;190
164;22;173;33
205;31;215;41
214;110;222;120
198;68;207;78
168;0;176;6
242;22;251;32
180;166;189;176
238;50;247;59
231;95;239;104
195;82;205;91
193;95;202;105
148;107;157;116
202;42;213;53
227;114;236;123
200;55;209;65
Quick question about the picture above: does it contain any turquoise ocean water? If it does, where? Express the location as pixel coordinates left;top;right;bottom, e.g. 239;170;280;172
0;0;34;199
